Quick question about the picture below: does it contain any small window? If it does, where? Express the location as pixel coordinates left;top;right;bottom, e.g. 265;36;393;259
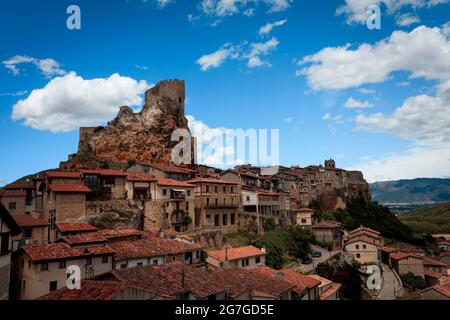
120;263;127;269
102;256;108;264
215;186;218;193
256;257;261;264
301;219;307;224
162;189;167;196
86;257;92;265
49;281;58;292
40;263;49;271
58;261;66;269
355;245;360;250
246;196;250;201
356;254;361;259
137;262;143;266
8;202;16;210
172;256;176;262
187;190;191;197
363;245;367;249
152;260;159;265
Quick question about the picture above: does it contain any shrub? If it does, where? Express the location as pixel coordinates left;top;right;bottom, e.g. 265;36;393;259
263;218;276;232
401;272;426;290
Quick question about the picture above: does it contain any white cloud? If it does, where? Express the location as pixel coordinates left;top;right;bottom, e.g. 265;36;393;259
349;143;450;182
196;43;240;71
0;90;27;97
359;88;376;94
322;112;345;124
356;80;450;144
246;37;279;68
344;97;374;108
284;117;293;123
135;64;149;70
199;0;292;17
298;25;450;90
396;81;411;86
258;19;287;36
155;0;172;7
336;0;448;25
2;55;66;77
396;13;421;26
12;72;150;132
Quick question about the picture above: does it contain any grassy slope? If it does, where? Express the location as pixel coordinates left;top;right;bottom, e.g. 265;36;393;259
399;201;450;234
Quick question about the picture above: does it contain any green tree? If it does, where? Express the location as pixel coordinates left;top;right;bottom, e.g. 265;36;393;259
286;226;314;260
316;262;335;279
263;218;276;232
252;240;284;270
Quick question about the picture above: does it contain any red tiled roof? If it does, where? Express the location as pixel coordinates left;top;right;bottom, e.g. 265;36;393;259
4;183;35;189
80;169;127;177
186;177;237;185
37;281;140;300
423;257;449;267
208;245;265;262
145;162;197;174
312;220;341;229
112;263;225;299
348;226;380;236
13;215;48;228
58;234;108;246
439;252;450;258
222;267;295;298
345;235;380;246
49;184;91;193
0;190;26;197
421;282;450;298
390;251;423;261
24;243;115;262
95;228;144;240
438;241;450;246
156;178;194;188
56;221;97;233
424;269;444;279
253;267;320;293
46;171;81;179
320;282;342;300
126;172;157;182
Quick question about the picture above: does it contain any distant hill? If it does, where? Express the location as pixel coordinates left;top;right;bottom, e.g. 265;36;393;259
399;201;450;234
370;178;450;212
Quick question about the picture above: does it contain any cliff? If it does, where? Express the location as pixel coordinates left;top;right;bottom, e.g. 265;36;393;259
60;79;190;170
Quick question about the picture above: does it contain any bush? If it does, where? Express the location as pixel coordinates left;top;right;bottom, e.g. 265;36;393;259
286;226;315;260
316;262;335;279
401;272;426;290
263;218;276;232
252;240;284;270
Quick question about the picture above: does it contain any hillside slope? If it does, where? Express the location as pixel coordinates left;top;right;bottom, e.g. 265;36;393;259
399;201;450;234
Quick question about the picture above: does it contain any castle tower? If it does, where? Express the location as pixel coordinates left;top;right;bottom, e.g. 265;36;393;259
145;79;185;114
324;159;336;169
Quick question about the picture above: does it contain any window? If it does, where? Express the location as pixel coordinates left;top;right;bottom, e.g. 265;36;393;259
256;257;261;264
355;245;360;250
137;262;143;266
40;263;49;271
103;177;115;187
102;256;108;264
231;215;235;225
162;189;167;196
187;190;191;197
1;233;10;256
86;257;92;265
8;202;16;210
120;263;127;269
223;186;227;193
242;259;250;267
363;245;367;250
49;281;58;292
172;256;176;262
356;254;361;259
22;280;26;292
301;219;307;224
58;261;66;269
215;198;218;206
206;198;210;206
152;260;159;265
215;186;218;193
186;202;189;211
23;228;32;238
246;196;250;201
206;185;210;193
85;175;98;186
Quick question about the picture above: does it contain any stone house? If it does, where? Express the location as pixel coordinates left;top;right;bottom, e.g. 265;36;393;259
344;236;379;264
11;215;48;250
390;252;425;278
186;177;240;233
11;242;115;300
80;169;127;200
295;208;315;227
312;220;343;250
420;282;450;300
0;190;27;216
207;245;266;269
307;275;342;300
0;203;21;300
129;162;197;181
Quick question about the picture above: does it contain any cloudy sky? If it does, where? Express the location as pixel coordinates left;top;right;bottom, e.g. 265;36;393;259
0;0;449;184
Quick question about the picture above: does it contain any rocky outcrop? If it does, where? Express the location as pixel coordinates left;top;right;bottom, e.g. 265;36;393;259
85;200;142;229
60;79;190;170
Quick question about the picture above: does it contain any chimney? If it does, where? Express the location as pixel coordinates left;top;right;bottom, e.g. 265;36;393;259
261;247;266;253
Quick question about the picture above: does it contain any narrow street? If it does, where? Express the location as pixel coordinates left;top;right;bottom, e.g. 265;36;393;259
296;245;342;274
377;264;402;300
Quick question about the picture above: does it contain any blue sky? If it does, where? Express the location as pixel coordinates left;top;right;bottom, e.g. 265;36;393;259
0;0;449;184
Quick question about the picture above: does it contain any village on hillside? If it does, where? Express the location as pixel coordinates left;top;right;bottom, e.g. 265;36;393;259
0;81;449;301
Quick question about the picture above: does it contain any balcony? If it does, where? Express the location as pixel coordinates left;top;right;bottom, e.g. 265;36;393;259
170;191;186;201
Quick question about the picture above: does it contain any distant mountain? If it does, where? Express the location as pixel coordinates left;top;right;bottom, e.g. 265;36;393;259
370;178;450;212
398;201;450;234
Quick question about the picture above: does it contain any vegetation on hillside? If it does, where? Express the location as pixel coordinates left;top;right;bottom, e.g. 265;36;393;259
320;197;417;243
315;262;363;300
399;201;450;234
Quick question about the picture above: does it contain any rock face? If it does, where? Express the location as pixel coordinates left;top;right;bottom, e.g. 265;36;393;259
61;79;190;170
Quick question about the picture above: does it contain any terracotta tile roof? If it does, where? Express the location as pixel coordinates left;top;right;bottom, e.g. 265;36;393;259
390;251;423;261
223;267;295;298
438;241;450;246
95;228;144;240
0;190;26;197
49;184;91;193
58;234;108;246
108;234;204;261
312;220;341;229
380;246;396;253
186;177;237;185
345;235;380;246
13;215;48;228
112;263;225;299
348;226;380;236
208;245;265;262
24;243;115;262
421;282;450;298
126;172;157;182
37;280;142;300
145;162;197;174
46;171;81;179
424;269;444;279
253;267;320;293
4;183;35;189
320;282;342;300
156;178;194;188
56;221;97;233
439;252;450;258
80;169;127;177
423;257;449;267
